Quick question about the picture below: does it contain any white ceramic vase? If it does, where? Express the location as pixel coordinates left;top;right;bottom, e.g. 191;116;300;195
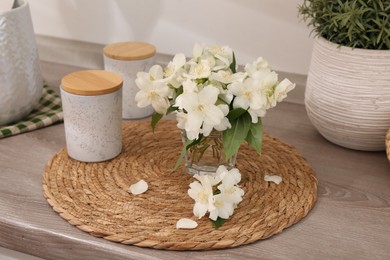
305;37;390;151
0;0;43;125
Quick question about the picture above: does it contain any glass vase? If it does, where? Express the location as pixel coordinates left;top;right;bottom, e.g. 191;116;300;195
181;130;237;176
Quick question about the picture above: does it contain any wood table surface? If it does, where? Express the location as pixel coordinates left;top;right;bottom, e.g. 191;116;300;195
0;61;389;260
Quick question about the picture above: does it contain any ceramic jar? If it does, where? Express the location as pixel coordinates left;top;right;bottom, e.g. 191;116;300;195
0;0;43;125
61;70;123;162
103;42;156;119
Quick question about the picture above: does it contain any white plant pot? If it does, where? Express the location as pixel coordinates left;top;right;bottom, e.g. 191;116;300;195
305;37;390;151
0;0;43;125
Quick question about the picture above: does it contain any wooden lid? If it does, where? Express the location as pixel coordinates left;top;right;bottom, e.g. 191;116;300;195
103;42;156;61
61;70;123;96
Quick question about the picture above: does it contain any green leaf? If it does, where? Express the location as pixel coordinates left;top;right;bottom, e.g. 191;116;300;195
229;52;236;73
173;85;184;102
222;112;252;160
211;217;226;229
172;142;188;172
226;108;247;121
245;119;263;157
151;113;163;131
166;105;178;114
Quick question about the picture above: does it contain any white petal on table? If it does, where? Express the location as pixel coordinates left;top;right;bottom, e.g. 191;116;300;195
264;175;282;185
128;180;148;195
176;218;198;229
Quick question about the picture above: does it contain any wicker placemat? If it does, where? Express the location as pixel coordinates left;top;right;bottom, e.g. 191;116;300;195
43;120;317;250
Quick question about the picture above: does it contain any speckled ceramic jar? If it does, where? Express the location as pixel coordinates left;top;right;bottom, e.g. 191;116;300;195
61;70;123;162
103;42;156;119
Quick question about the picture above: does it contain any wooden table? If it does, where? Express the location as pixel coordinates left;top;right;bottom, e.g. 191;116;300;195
1;61;389;260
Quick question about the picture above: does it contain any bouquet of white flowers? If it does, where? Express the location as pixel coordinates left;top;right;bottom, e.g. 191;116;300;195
135;44;295;170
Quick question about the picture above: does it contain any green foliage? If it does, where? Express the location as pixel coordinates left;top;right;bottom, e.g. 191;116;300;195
245;119;262;156
151;113;163;131
222;112;252;160
230;52;237;73
298;0;390;50
226;107;247;121
211;217;226;229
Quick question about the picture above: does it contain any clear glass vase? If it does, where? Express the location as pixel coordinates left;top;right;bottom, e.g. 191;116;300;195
181;130;237;176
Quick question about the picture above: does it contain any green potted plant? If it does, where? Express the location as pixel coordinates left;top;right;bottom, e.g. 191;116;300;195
298;0;390;151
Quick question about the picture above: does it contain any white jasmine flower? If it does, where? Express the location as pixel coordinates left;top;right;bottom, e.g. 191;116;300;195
249;68;272;84
200;123;213;137
218;181;244;205
194;174;223;187
208;81;233;104
148;64;164;81
128;180;148;195
228;78;265;111
175;85;224;140
210;71;246;85
233;72;248;83
261;70;279;96
215;165;229;179
213;104;231;132
176;218;198;229
248;107;267;123
245;57;269;76
135;72;171;114
188;176;215;219
269;79;296;108
209;194;235;221
176;111;187;130
200;104;230;136
199;55;217;70
182;79;198;94
164;53;186;79
208;44;225;56
174;80;198;108
210;70;235;84
217;166;244;205
192;43;204;60
264;175;282;185
187;168;244;223
184;60;212;79
207;44;233;70
217;166;241;185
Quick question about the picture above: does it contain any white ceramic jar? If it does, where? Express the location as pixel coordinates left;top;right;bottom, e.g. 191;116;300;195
61;70;123;162
103;42;156;119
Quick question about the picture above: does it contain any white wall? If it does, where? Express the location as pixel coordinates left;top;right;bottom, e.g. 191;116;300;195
28;0;313;75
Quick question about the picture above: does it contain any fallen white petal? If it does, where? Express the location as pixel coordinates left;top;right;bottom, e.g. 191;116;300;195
129;180;148;195
176;218;198;229
264;175;282;185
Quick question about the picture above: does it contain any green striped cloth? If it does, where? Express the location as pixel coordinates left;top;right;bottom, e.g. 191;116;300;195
0;85;63;138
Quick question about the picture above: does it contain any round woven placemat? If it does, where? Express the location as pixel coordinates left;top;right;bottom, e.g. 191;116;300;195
43;120;317;250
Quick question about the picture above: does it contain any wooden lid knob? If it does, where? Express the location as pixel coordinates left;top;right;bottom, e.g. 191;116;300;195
103;42;156;61
61;70;123;96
